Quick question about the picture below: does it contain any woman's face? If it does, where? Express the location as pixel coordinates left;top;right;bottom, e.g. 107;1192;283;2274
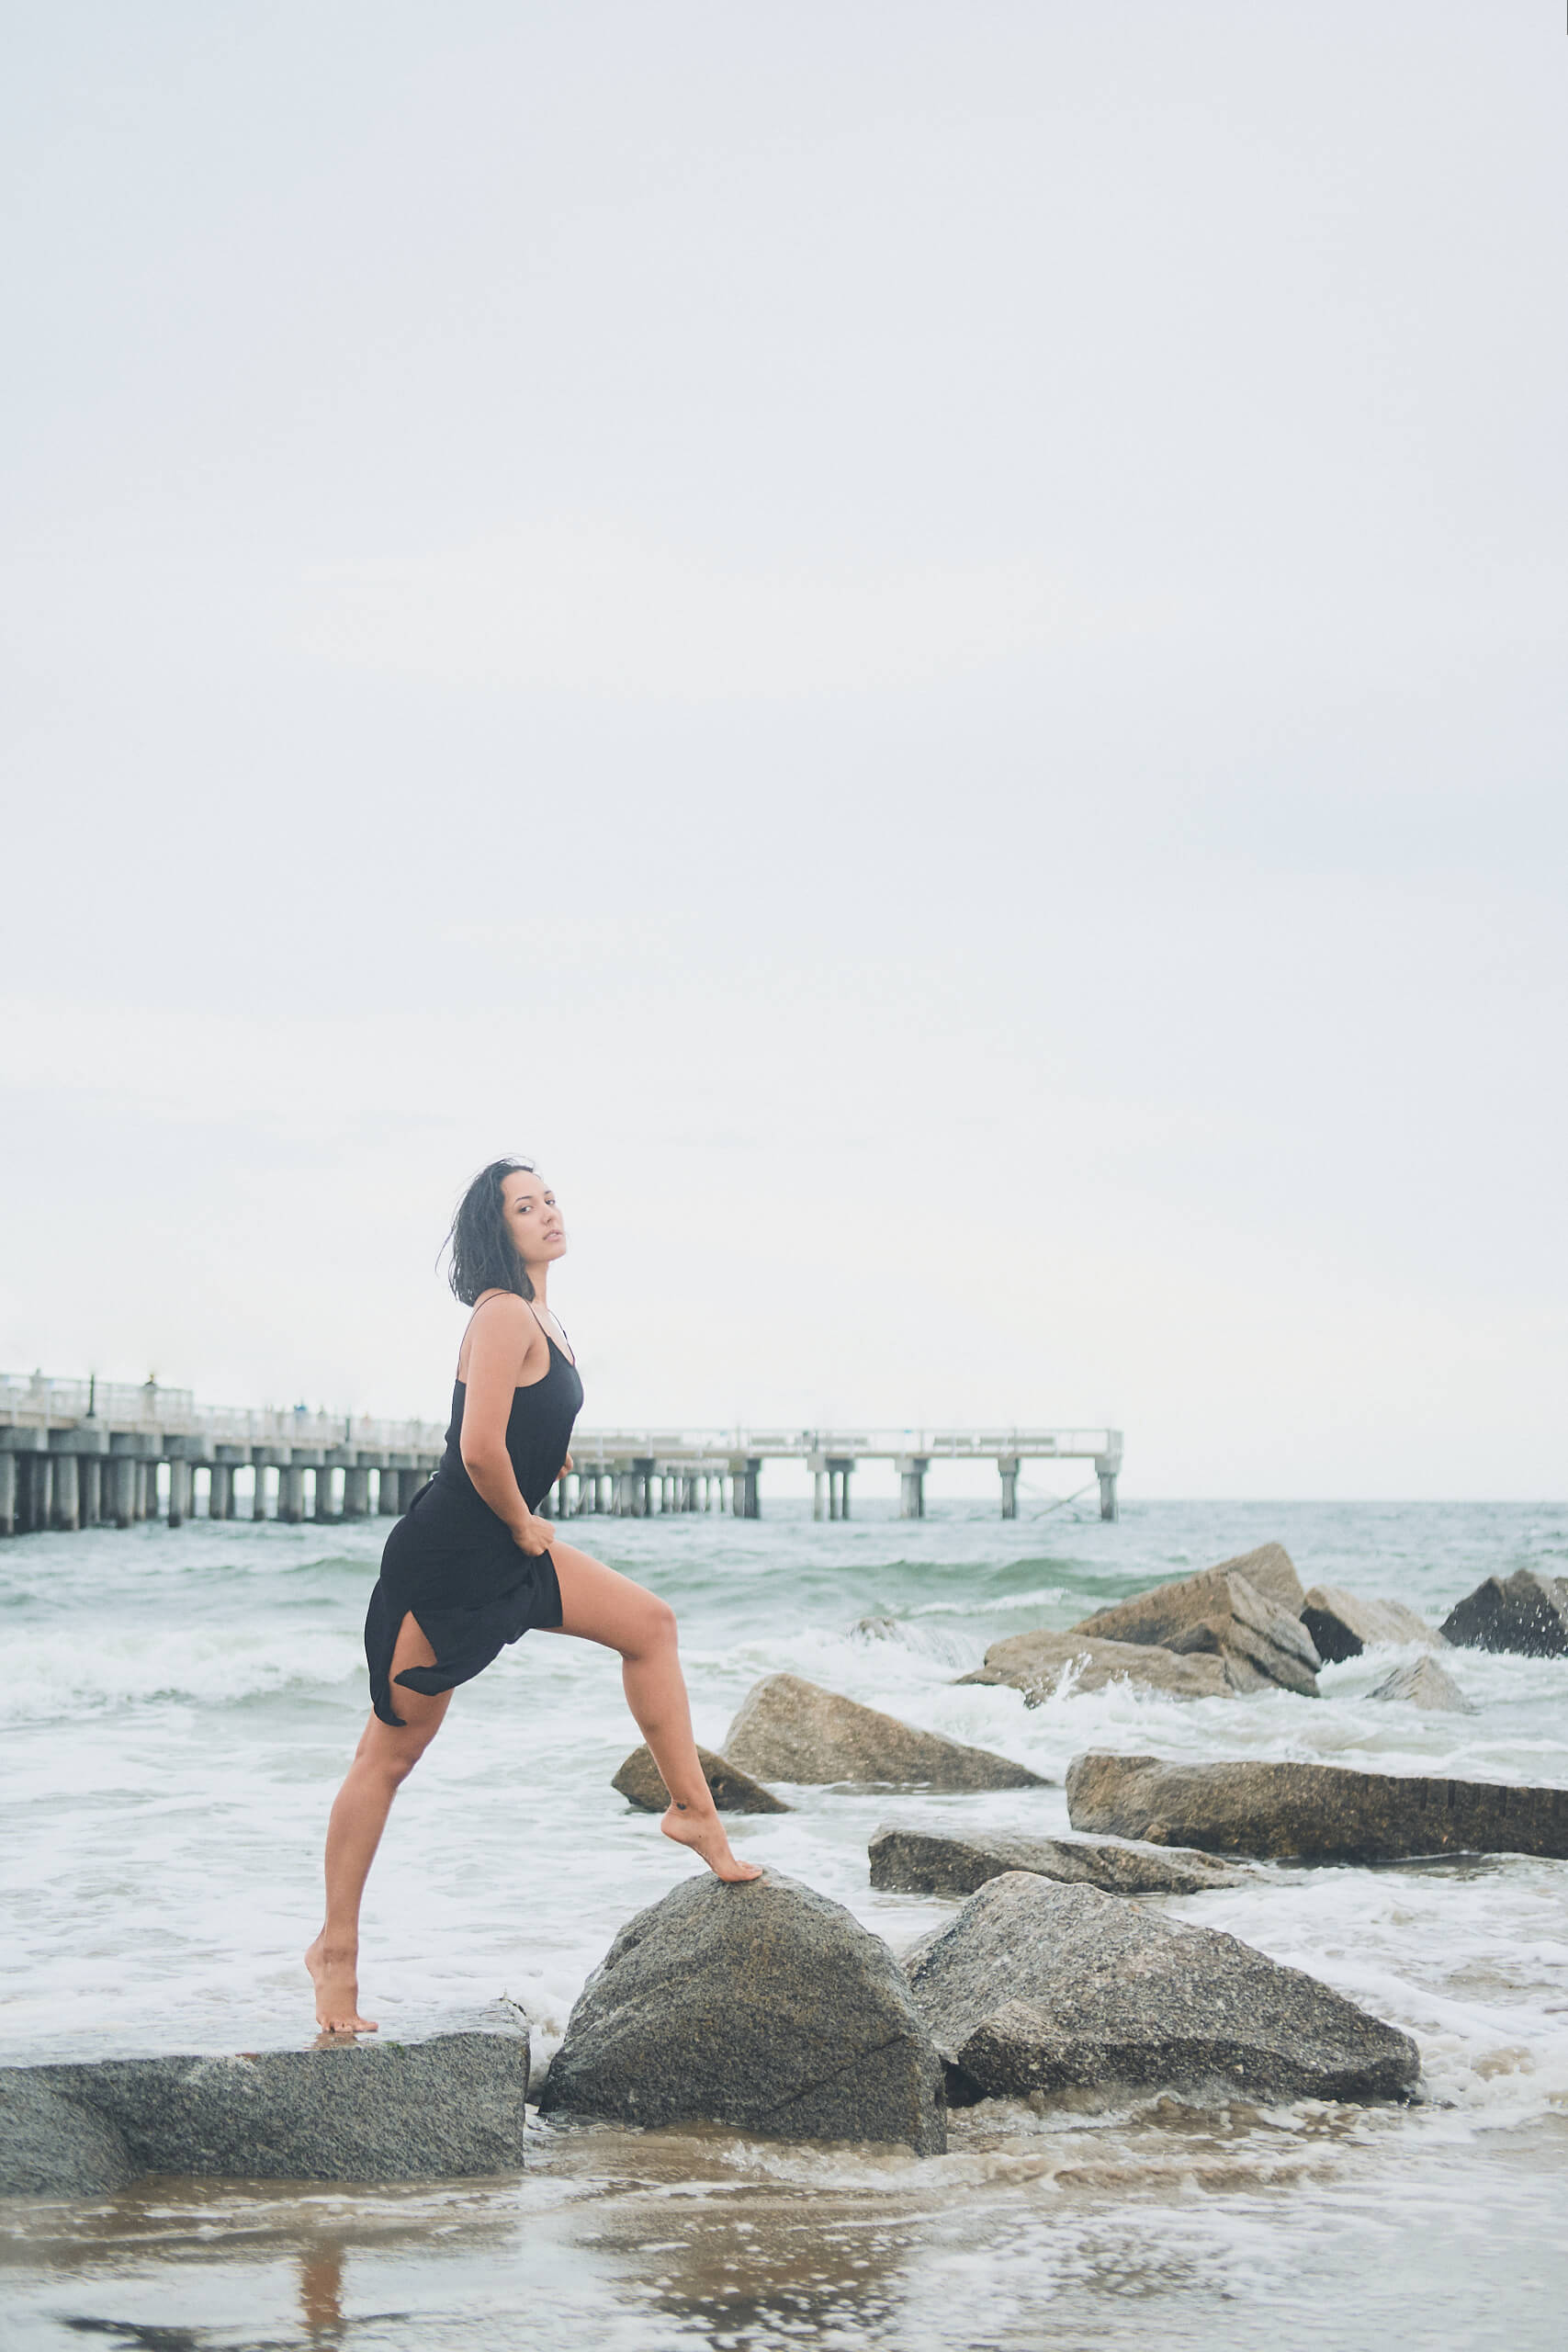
500;1169;567;1271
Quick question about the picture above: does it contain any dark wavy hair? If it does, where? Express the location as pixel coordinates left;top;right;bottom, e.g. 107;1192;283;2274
443;1157;539;1306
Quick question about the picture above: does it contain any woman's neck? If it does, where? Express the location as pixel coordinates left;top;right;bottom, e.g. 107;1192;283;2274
525;1266;548;1311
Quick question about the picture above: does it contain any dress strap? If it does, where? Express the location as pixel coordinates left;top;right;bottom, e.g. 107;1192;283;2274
527;1302;575;1364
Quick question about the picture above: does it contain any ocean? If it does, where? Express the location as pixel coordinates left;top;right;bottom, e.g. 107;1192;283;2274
3;1497;1566;2349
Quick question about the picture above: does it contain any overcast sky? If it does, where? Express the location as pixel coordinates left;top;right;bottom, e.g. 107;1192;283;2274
2;3;1563;1497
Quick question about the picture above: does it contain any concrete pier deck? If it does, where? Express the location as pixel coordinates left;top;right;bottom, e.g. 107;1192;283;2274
0;1374;1122;1531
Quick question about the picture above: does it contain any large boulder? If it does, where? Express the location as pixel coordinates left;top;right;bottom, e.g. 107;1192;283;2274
1072;1567;1321;1698
901;1874;1417;2106
539;1871;945;2154
1301;1585;1444;1664
0;2075;138;2198
722;1674;1048;1790
3;2031;527;2187
612;1742;792;1814
956;1630;1230;1703
868;1823;1245;1898
1066;1751;1568;1863
1210;1542;1306;1612
1440;1570;1568;1658
1367;1657;1475;1713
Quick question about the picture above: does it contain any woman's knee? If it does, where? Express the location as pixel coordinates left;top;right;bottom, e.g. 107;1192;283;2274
629;1591;678;1657
356;1718;439;1786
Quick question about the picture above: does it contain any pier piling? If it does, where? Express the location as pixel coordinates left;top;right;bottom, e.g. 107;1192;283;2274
167;1460;191;1529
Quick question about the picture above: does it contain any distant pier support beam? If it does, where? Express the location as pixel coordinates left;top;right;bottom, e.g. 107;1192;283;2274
314;1467;337;1522
342;1466;370;1520
80;1457;101;1528
0;1453;15;1536
1096;1455;1119;1521
278;1464;305;1523
53;1453;80;1532
109;1457;135;1530
809;1453;829;1521
167;1459;191;1529
897;1454;929;1521
998;1454;1020;1520
377;1466;400;1516
827;1457;853;1521
209;1463;234;1521
730;1456;761;1519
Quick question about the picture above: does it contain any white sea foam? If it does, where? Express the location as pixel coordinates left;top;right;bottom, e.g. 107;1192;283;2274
6;1620;364;1722
908;1584;1067;1616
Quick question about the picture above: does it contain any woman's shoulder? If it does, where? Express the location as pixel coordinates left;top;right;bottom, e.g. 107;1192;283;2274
468;1288;535;1318
458;1291;541;1377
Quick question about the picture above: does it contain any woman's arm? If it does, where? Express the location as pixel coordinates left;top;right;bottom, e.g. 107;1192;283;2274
458;1297;553;1555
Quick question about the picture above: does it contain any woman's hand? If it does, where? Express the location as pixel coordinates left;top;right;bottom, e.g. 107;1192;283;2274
512;1513;554;1555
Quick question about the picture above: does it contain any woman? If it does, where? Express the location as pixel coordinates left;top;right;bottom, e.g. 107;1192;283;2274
306;1157;761;2035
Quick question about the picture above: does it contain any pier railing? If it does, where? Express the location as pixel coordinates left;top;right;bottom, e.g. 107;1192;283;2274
0;1373;1122;1532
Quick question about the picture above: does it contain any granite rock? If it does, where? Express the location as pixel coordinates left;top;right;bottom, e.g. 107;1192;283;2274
1066;1750;1568;1862
1440;1569;1568;1658
1367;1656;1475;1713
956;1629;1230;1703
612;1741;792;1814
1072;1567;1322;1698
540;1869;945;2153
5;2031;528;2188
1207;1543;1307;1613
723;1674;1048;1790
1301;1584;1444;1664
0;2075;137;2198
867;1823;1245;1898
900;1874;1417;2106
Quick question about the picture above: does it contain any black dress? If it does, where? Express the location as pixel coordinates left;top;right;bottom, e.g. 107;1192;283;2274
365;1328;584;1725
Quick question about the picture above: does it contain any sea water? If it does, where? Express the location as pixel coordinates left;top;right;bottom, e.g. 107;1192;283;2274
3;1498;1566;2349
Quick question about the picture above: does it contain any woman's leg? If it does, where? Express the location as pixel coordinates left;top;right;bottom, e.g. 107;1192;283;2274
544;1541;762;1883
306;1611;453;2030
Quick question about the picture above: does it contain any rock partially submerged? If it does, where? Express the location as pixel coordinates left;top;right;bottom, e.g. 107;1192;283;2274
901;1874;1417;2106
1301;1585;1443;1664
1440;1570;1568;1658
1368;1657;1475;1713
0;2032;528;2196
956;1629;1230;1703
0;2075;138;2198
540;1870;945;2153
723;1674;1048;1790
868;1823;1245;1898
1066;1751;1568;1862
1072;1566;1322;1698
612;1742;792;1814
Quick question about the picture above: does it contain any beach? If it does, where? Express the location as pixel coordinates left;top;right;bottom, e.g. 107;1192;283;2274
4;1496;1567;2347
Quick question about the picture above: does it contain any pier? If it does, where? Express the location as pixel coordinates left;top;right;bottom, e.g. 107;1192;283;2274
0;1374;1122;1532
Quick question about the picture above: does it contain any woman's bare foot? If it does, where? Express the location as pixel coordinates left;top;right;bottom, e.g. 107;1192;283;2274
660;1803;764;1882
305;1934;378;2033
